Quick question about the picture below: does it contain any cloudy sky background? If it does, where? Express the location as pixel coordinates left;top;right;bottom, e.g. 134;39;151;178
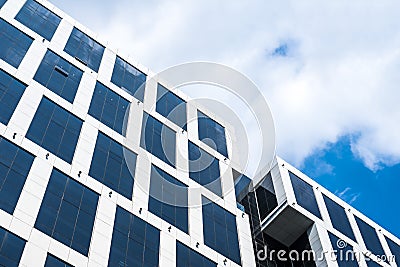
50;0;400;236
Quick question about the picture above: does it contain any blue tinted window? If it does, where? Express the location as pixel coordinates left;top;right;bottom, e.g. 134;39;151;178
140;112;176;167
33;50;83;103
148;165;188;233
0;69;26;125
0;0;6;8
328;232;358;267
64;27;104;72
289;171;322;219
0;137;34;214
177;241;217;267
156;83;187;130
0;227;26;266
108;206;160;267
323;195;356;241
386;237;400;266
202;196;241;265
198;111;228;158
0;19;33;68
45;254;73;267
15;0;61;41
89;132;136;199
26;97;82;163
35;169;99;256
355;217;386;258
111;56;146;101
188;141;222;197
232;169;251;201
88;82;129;135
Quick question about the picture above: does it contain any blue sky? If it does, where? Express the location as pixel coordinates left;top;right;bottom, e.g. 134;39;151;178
49;0;400;237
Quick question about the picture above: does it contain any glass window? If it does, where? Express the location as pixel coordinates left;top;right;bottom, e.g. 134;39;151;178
232;169;251;202
198;111;228;158
328;232;358;267
323;194;356;241
355;216;387;258
26;97;83;163
156;83;187;130
140;112;176;167
177;241;217;267
15;0;61;41
0;18;33;68
35;169;99;256
33;50;83;103
45;254;73;267
256;173;278;220
202;196;241;265
385;236;400;266
88;82;129;135
108;206;160;267
0;227;26;266
0;0;6;9
188;141;222;197
148;165;188;233
0;136;34;214
0;69;27;125
64;27;104;72
111;56;146;101
289;171;322;219
89;131;136;199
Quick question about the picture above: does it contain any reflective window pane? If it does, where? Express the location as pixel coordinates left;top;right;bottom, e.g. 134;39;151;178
188;141;222;197
198;110;228;157
33;50;83;103
64;27;104;72
0;69;27;125
111;56;146;101
156;83;187;130
35;169;99;256
15;0;61;41
0;0;6;8
140;112;176;167
148;165;188;233
45;254;73;267
0;18;33;68
89;131;136;199
26;97;83;163
355;216;387;259
289;171;322;219
177;241;217;267
88;82;129;135
0;136;34;214
108;206;160;267
328;232;358;267
385;236;400;266
0;227;26;267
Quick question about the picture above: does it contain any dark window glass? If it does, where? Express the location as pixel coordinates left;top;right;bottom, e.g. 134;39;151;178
88;82;129;135
148;165;188;233
0;136;34;214
198;111;228;158
177;241;217;267
156;83;187;130
328;232;358;267
0;227;26;266
0;69;27;125
140;112;176;167
0;0;6;8
108;206;160;267
45;254;73;267
385;236;400;266
15;0;61;41
110;56;146;101
64;27;104;72
26;97;82;163
0;18;33;68
355;217;386;258
202;196;241;265
35;169;99;256
255;173;278;221
289;171;322;219
365;258;383;267
33;50;83;103
323;194;356;241
188;141;221;197
232;169;252;202
89;132;136;199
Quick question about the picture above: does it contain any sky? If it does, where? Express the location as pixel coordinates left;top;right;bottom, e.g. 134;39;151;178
49;0;400;237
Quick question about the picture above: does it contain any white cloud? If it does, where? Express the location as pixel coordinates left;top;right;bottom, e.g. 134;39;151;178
335;187;361;204
50;0;400;171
